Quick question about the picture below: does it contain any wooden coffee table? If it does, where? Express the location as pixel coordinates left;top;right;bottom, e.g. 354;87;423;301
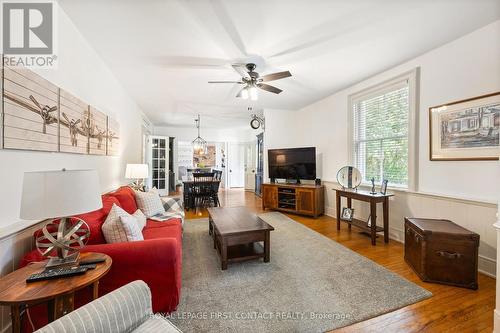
208;206;274;270
0;252;111;333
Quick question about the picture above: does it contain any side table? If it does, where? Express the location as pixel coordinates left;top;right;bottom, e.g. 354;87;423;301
0;252;112;333
335;189;394;245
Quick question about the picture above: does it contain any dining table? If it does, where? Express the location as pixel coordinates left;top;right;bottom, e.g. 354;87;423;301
182;179;221;210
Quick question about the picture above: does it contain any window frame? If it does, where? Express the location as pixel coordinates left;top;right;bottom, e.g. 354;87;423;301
347;68;420;191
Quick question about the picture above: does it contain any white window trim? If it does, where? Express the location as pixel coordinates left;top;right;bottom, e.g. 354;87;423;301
347;68;420;191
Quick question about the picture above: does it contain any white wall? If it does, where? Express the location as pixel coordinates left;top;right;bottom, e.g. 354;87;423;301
0;4;145;231
294;20;500;201
153;125;256;143
264;21;500;276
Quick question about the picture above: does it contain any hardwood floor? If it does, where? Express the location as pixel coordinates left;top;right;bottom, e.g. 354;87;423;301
184;188;496;332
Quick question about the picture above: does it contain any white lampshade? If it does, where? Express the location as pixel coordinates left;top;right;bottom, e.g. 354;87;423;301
125;164;149;179
20;169;102;220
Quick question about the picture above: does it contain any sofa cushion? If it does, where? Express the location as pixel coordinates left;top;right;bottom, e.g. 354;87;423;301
109;186;138;214
102;204;144;243
143;218;182;242
134;190;165;217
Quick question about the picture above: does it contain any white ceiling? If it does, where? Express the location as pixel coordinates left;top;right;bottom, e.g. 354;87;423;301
59;0;500;129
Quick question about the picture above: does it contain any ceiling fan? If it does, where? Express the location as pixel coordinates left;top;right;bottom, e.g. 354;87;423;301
208;63;292;100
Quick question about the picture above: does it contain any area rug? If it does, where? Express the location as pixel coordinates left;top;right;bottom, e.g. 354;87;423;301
169;212;431;333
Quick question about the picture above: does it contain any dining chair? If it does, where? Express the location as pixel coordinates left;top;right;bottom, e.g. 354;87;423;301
192;172;215;208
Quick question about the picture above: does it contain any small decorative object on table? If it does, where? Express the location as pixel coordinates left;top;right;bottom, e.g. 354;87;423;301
380;179;388;195
341;207;354;221
336;166;362;190
20;169;101;268
125;163;149;191
370;177;377;194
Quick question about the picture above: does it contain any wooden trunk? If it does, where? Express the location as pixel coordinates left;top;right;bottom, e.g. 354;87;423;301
404;217;479;290
261;183;324;218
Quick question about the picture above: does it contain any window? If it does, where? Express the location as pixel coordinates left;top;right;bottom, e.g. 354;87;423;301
349;70;418;190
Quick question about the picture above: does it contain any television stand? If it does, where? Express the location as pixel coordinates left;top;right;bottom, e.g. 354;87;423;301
261;183;324;218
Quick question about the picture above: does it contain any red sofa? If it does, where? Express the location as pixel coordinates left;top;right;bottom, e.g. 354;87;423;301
20;186;183;331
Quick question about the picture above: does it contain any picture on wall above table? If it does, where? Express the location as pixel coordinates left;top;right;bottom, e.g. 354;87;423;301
88;106;107;155
429;92;500;161
106;117;120;156
59;89;88;154
2;66;59;151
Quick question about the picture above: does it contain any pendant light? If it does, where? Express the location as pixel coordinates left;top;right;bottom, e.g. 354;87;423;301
192;114;208;155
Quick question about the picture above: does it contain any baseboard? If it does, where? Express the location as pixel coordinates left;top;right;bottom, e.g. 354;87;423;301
324;206;497;277
494;309;500;333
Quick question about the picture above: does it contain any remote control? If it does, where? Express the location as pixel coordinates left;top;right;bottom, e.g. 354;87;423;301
79;264;97;270
79;258;106;265
26;266;88;283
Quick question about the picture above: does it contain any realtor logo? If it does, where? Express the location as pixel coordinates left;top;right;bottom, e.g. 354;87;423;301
3;2;53;54
2;1;57;67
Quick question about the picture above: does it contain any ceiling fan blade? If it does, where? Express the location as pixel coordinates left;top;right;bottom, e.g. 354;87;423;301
232;64;250;79
258;84;282;94
208;81;244;84
260;71;292;82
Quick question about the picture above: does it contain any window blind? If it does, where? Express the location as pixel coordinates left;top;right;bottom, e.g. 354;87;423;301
353;81;410;187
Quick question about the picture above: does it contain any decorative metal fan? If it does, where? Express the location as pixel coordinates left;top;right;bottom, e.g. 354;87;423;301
208;63;291;100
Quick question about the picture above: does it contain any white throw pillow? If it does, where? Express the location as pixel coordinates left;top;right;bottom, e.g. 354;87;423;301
102;204;144;243
119;215;145;242
133;209;147;230
135;189;165;217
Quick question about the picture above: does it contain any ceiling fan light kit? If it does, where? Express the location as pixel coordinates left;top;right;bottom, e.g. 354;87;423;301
209;63;292;100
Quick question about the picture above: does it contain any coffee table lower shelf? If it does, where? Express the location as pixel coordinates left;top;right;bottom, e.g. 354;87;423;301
217;242;265;263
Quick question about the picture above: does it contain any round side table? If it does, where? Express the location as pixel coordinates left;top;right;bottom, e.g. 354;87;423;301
0;252;112;333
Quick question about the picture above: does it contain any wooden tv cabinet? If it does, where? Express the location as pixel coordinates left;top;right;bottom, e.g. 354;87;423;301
261;183;324;218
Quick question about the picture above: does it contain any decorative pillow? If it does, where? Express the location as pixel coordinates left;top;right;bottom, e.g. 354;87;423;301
102;204;144;243
133;209;147;230
134;189;165;217
119;215;145;242
162;197;185;219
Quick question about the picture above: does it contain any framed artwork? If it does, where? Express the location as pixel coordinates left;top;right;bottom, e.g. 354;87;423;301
380;179;388;195
429;92;500;161
88;106;107;155
2;66;59;151
341;207;354;221
1;63;121;157
59;89;88;154
106;116;120;156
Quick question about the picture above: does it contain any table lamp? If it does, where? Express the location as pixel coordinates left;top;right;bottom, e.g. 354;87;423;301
125;164;149;190
20;169;102;267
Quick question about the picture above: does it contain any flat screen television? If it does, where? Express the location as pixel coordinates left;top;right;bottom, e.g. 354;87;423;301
268;147;316;181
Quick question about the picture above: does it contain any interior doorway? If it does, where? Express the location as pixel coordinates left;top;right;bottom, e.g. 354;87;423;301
244;142;256;191
228;143;245;188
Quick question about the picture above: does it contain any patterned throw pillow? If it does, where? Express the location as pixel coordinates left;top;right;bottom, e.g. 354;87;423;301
134;189;165;217
161;197;185;221
102;204;144;243
133;209;147;230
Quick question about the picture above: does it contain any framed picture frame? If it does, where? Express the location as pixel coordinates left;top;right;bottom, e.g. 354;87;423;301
341;207;354;221
429;92;500;161
380;180;388;195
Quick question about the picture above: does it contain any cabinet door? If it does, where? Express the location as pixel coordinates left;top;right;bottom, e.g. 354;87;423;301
263;186;278;209
297;189;315;215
